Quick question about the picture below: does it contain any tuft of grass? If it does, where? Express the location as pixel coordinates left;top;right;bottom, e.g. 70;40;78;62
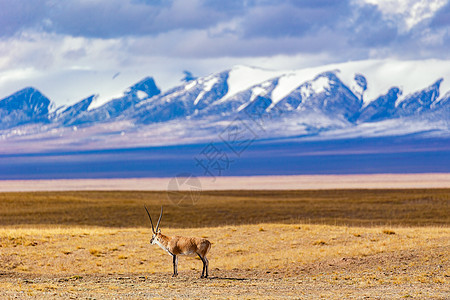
382;230;396;235
313;240;328;246
89;249;102;257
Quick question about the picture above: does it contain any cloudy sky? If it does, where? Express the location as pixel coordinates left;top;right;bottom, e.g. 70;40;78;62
0;0;449;106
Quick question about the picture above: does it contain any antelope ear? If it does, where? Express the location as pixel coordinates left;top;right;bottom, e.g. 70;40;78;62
157;229;161;234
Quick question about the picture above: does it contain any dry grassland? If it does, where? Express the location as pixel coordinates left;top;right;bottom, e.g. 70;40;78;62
0;189;448;299
0;189;448;227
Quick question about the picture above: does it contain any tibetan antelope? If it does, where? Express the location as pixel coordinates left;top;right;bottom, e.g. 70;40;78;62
144;206;211;278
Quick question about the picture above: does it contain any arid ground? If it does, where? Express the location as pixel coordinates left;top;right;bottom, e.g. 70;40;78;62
0;188;449;299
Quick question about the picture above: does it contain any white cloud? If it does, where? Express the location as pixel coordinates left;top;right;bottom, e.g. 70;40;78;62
0;0;449;107
362;0;448;31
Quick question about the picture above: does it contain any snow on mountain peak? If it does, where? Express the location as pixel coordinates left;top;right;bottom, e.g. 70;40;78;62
331;59;450;105
0;87;51;129
87;76;160;111
218;65;283;103
271;71;310;105
310;76;330;94
184;80;197;90
194;76;219;105
88;92;125;111
136;91;148;100
245;59;450;107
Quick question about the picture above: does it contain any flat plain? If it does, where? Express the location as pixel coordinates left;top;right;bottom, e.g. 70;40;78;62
0;189;449;299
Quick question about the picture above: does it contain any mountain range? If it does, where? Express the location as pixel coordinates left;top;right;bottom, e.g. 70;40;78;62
0;60;449;154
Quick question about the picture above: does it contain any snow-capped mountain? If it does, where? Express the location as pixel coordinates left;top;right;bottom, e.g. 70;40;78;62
130;71;229;124
0;87;51;130
274;72;362;120
0;60;449;152
53;76;161;126
51;95;95;126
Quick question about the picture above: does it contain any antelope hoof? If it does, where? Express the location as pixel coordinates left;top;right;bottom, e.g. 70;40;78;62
172;274;178;277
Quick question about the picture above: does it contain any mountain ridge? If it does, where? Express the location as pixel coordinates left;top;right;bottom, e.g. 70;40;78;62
0;60;449;152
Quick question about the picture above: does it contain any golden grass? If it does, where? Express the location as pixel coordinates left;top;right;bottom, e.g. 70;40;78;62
0;189;448;227
0;224;448;276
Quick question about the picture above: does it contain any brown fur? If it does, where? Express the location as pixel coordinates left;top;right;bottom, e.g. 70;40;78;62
145;206;211;278
152;232;211;278
164;234;210;256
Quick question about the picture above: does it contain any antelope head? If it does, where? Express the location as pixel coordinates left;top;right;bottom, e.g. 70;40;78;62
144;205;163;245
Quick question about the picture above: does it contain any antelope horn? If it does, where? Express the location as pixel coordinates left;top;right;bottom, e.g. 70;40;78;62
155;206;163;232
144;205;155;233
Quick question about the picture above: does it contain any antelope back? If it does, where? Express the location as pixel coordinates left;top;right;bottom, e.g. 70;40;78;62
169;236;210;256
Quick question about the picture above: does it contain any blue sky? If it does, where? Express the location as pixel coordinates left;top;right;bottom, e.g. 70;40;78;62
0;0;449;105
